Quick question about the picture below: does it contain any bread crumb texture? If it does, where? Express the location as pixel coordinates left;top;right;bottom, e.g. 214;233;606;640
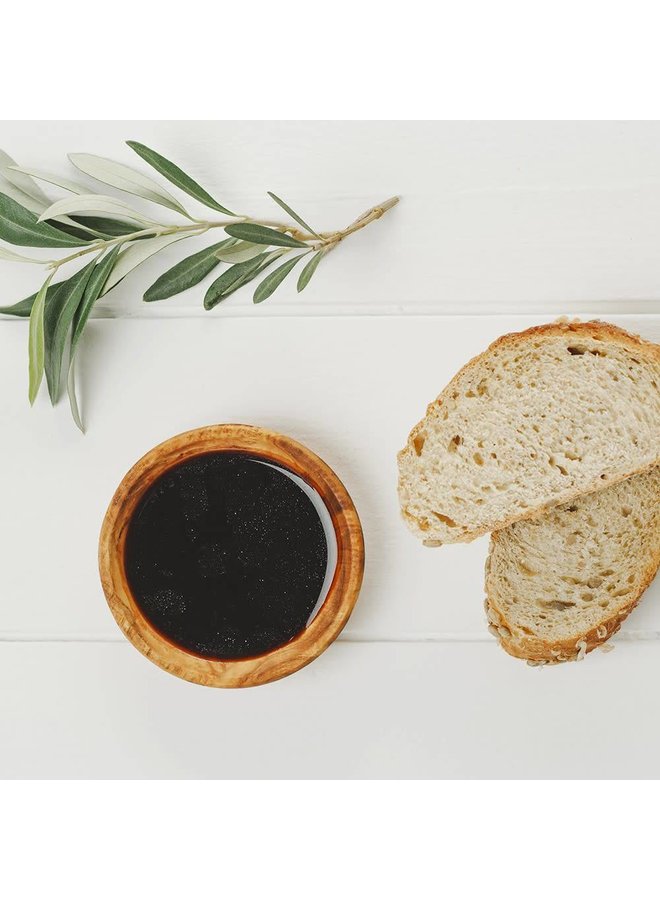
485;467;660;664
398;321;660;544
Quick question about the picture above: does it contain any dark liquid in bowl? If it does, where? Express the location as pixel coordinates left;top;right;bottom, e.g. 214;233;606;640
124;452;329;659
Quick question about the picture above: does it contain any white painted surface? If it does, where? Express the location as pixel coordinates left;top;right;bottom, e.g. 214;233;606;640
0;122;659;778
4;121;660;317
3;640;660;779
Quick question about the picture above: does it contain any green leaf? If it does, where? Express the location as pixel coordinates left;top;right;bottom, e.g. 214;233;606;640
214;241;264;263
267;192;320;238
8;165;87;195
297;251;324;293
0;176;48;215
0;171;107;239
204;250;286;309
28;272;54;405
0;149;50;205
52;221;103;241
0;295;36;317
70;248;122;351
69;153;191;219
204;254;266;309
230;251;286;300
0;184;109;240
51;216;116;241
52;216;142;242
0;192;89;248
0;246;51;264
66;359;83;432
1;155;91;241
0;159;89;238
71;216;142;238
143;239;233;302
66;246;122;431
253;253;308;304
0;279;69;318
224;222;308;248
44;260;96;403
102;233;191;295
39;194;159;228
50;220;108;242
127;141;235;216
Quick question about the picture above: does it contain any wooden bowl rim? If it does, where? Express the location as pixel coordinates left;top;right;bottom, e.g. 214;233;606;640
98;424;365;688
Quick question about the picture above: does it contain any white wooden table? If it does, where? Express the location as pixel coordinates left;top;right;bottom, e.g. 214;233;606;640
1;122;659;778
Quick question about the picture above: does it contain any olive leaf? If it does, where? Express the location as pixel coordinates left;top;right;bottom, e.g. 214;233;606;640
214;241;264;263
71;248;122;353
253;253;308;304
8;165;87;195
52;220;107;241
204;250;286;309
127;141;235;216
54;215;132;241
0;192;89;248
0;295;36;316
71;249;122;352
214;256;283;304
69;153;191;219
0;177;49;216
0;164;120;240
0;279;69;318
67;362;84;433
44;259;97;403
0;177;112;239
204;254;267;310
39;194;159;228
102;233;191;294
297;251;325;293
267;192;320;238
143;239;233;302
28;272;54;404
224;222;308;248
0;246;51;264
0;149;50;206
67;246;122;431
70;216;143;238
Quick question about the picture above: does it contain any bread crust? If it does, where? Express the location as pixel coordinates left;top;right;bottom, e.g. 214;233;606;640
484;525;660;665
398;319;660;545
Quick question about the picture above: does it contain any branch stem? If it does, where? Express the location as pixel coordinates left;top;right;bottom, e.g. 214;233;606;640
46;196;400;273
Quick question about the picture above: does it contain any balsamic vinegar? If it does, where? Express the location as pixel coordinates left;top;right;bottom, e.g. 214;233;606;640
124;452;329;659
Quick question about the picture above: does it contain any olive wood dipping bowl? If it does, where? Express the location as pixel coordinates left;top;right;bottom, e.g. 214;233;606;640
99;424;365;688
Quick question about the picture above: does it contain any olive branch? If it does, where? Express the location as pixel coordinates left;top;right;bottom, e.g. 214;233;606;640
0;141;399;431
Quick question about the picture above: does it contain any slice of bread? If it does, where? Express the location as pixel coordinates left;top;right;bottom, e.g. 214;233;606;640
485;468;660;664
398;321;660;545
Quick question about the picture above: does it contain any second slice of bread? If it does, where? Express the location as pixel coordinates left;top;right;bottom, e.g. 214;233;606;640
485;468;660;663
398;321;660;544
